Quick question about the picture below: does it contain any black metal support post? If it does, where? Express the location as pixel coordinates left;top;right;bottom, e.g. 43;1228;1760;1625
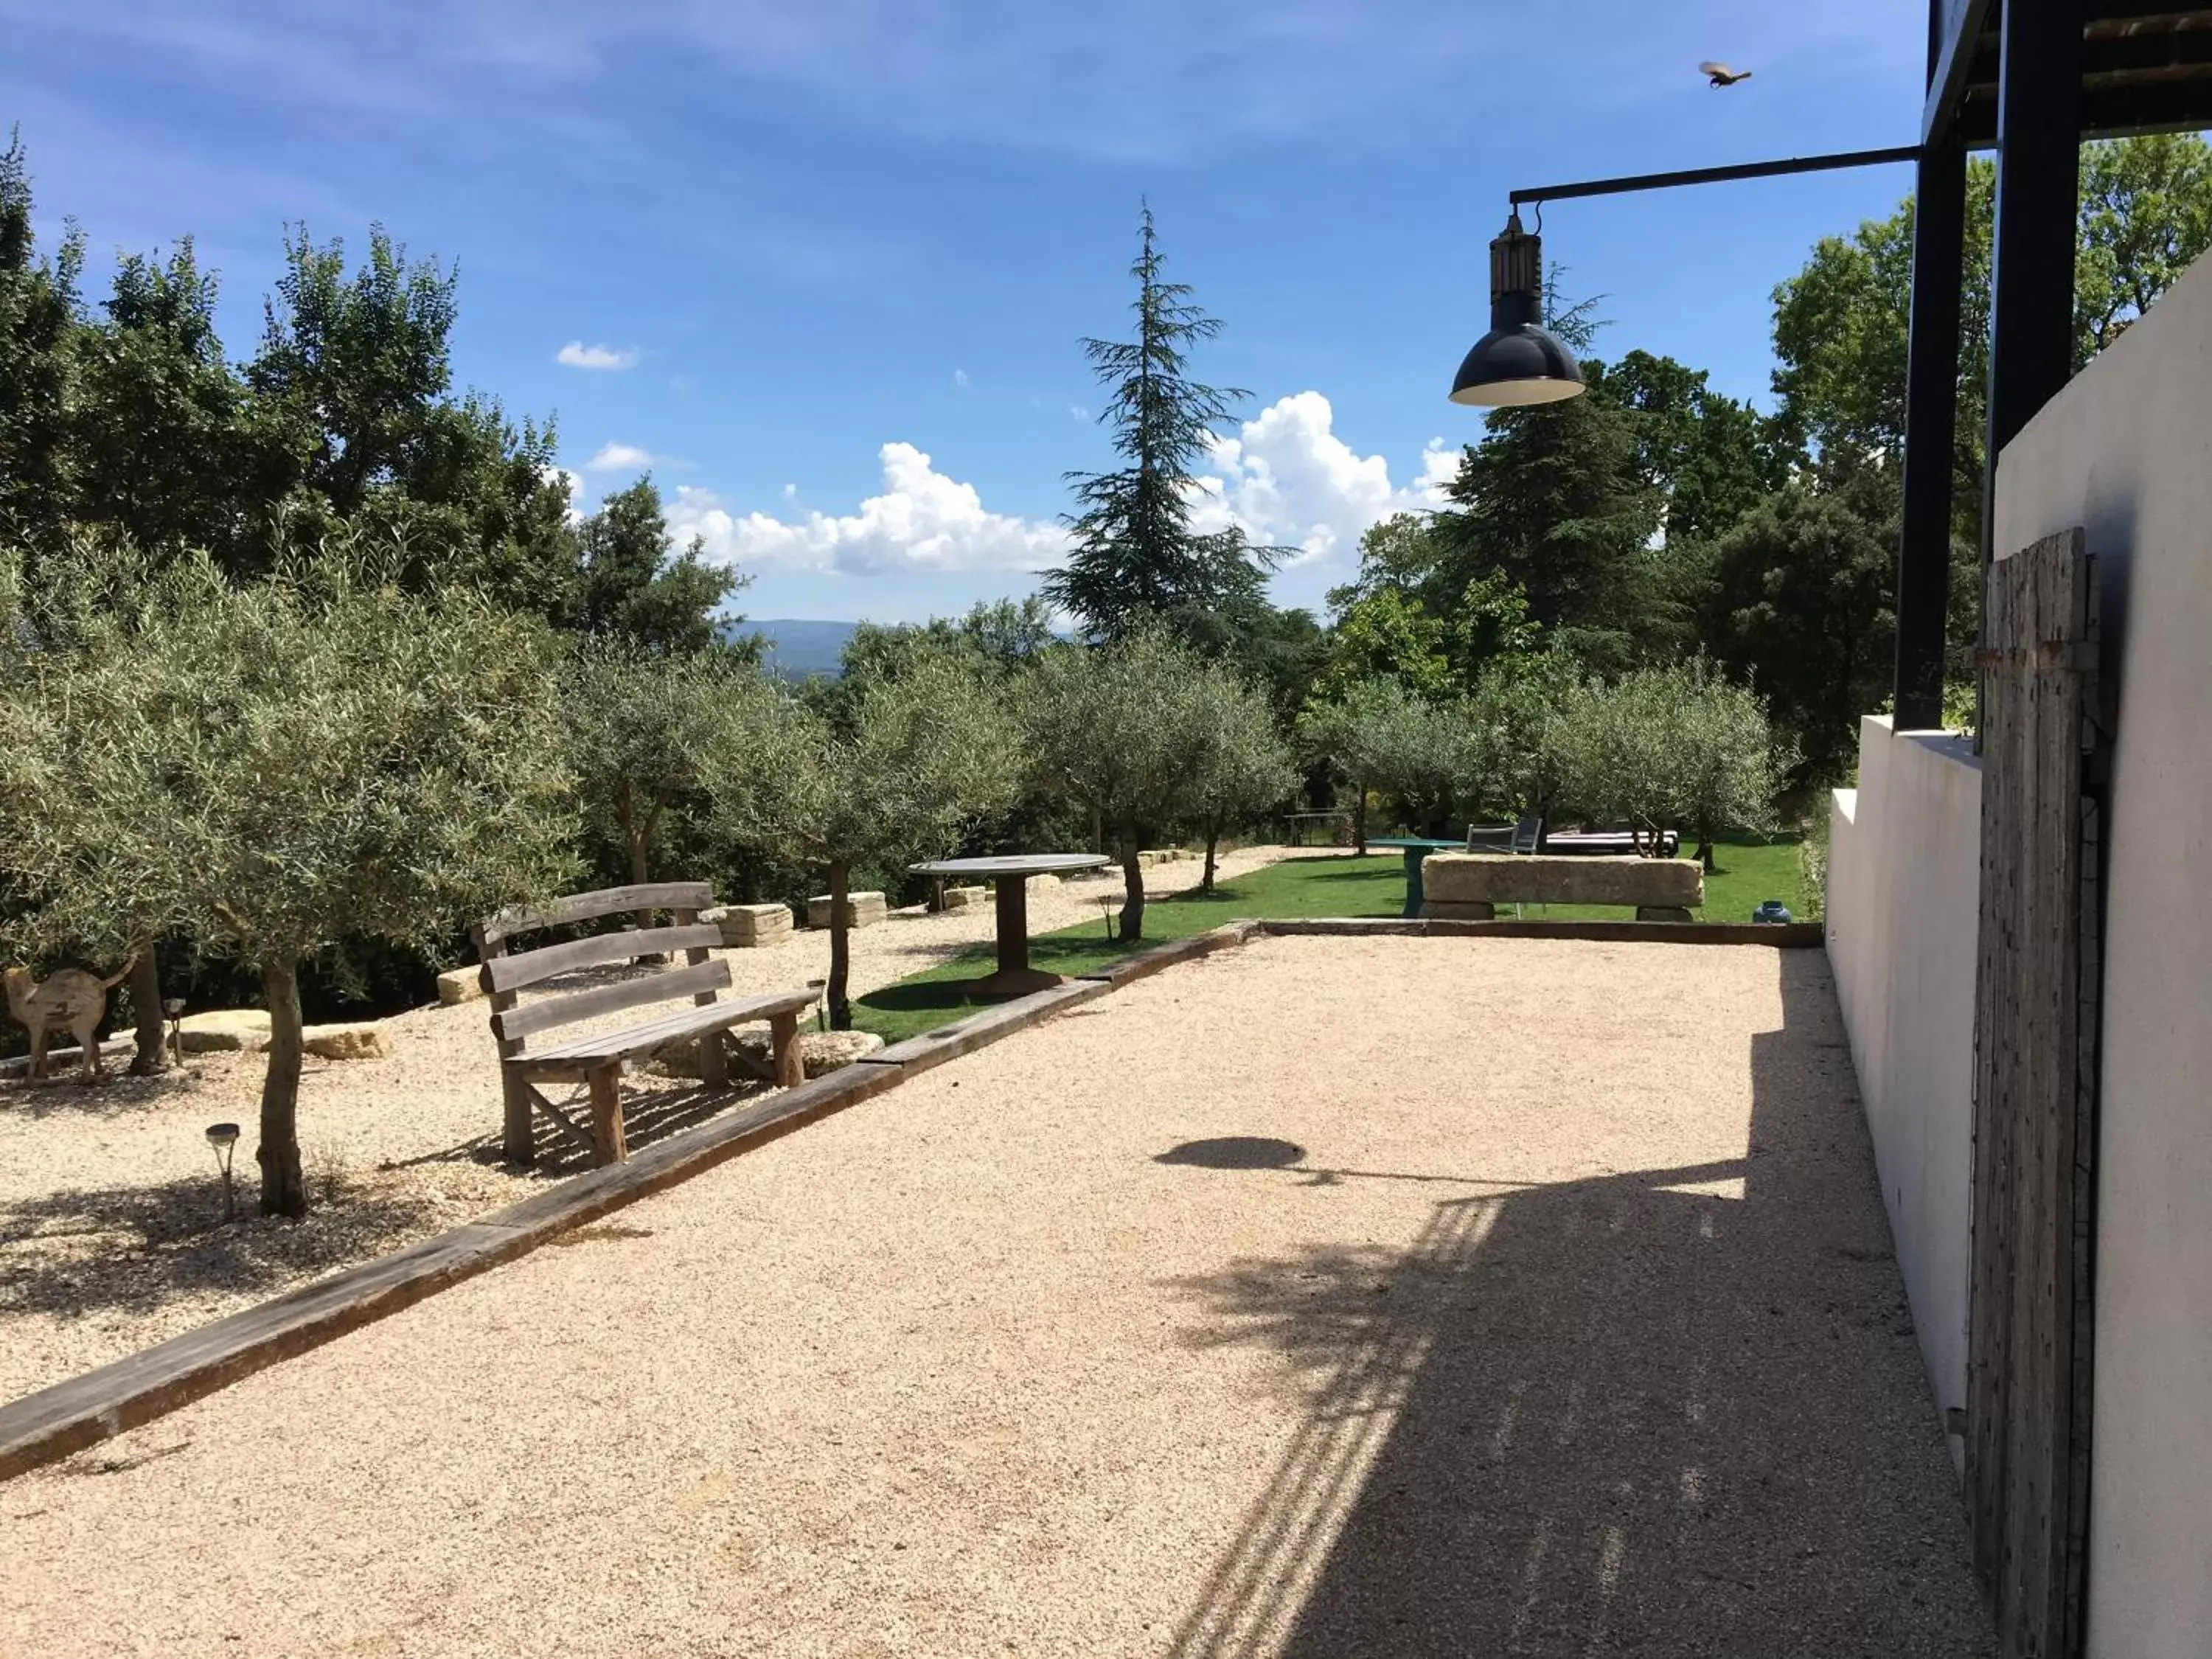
1983;0;2084;529
1895;99;1969;726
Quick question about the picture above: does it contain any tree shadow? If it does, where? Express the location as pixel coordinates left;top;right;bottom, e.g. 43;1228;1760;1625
0;1065;205;1121
1157;953;1992;1658
0;1172;445;1323
376;1077;779;1181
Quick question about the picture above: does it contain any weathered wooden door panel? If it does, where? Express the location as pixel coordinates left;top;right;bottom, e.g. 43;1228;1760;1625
1968;528;2103;1659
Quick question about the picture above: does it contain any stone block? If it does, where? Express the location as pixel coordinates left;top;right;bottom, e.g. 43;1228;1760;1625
702;902;795;947
654;1027;880;1080
806;891;888;930
435;967;483;1006
1421;853;1704;910
177;1009;271;1054
942;885;989;911
296;1023;389;1062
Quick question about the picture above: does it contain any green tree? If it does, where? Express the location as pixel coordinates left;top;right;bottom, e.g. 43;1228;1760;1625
1770;134;2212;538
959;595;1058;667
1701;484;1899;785
1594;349;1783;549
0;130;81;552
569;476;745;654
567;648;782;930
1187;671;1298;892
1023;629;1225;940
1433;389;1662;675
0;539;578;1215
1046;204;1279;641
68;241;280;567
1548;661;1793;868
1467;649;1585;833
247;225;575;601
740;655;1018;1027
1298;678;1476;843
1320;513;1541;699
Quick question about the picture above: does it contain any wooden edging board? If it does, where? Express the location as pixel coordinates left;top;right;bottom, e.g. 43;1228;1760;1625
1257;917;1825;947
0;911;1816;1480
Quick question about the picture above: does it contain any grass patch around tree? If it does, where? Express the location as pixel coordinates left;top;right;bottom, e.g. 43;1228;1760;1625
851;835;1812;1045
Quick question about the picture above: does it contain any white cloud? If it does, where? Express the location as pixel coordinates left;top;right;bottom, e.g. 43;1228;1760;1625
667;442;1067;577
557;340;640;371
1189;392;1459;568
953;367;971;389
585;441;655;473
1071;405;1091;421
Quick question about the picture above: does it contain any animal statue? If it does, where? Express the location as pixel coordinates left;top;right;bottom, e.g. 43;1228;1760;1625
3;959;135;1082
1700;60;1753;87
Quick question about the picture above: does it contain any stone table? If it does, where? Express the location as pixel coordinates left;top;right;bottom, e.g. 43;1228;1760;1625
908;853;1112;996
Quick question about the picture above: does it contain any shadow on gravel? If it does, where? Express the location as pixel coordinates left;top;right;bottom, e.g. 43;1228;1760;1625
1155;952;1992;1659
0;1066;204;1121
0;1173;443;1323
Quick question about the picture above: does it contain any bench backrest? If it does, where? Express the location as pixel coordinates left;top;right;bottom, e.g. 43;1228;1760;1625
473;883;727;1056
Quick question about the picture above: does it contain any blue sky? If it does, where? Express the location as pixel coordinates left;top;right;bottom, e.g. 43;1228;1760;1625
3;0;1929;623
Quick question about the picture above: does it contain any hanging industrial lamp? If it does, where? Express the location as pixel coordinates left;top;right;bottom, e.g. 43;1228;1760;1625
1448;209;1585;407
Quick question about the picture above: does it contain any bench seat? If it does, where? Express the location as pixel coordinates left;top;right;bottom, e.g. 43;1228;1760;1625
512;990;816;1078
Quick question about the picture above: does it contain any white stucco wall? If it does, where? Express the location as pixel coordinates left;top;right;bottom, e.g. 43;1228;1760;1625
1826;715;1981;1458
1992;251;2212;1659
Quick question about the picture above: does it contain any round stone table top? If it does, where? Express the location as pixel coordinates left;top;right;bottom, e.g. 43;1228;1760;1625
908;853;1110;878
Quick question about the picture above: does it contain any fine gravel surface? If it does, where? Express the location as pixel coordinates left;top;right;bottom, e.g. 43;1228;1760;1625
0;936;1993;1658
0;848;1288;1405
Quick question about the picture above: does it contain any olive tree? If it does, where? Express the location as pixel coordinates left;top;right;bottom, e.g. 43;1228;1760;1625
1187;669;1298;893
1023;630;1225;941
733;653;1018;1029
1298;676;1480;842
1550;661;1793;865
0;543;578;1215
0;538;185;1073
566;647;783;933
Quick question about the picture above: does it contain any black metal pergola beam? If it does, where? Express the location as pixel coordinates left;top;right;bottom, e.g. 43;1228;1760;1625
1507;146;1921;208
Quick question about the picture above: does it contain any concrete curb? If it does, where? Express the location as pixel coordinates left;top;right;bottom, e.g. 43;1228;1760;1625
1075;922;1257;988
856;979;1113;1078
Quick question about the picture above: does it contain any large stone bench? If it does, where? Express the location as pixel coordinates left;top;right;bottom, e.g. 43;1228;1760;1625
1421;853;1704;921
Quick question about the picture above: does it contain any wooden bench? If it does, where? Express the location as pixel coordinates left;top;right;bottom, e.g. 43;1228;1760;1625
473;882;815;1167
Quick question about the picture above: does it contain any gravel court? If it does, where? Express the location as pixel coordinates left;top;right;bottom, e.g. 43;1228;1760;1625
0;937;1992;1657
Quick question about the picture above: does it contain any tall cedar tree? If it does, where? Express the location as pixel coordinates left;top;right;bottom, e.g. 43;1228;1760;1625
1047;206;1278;640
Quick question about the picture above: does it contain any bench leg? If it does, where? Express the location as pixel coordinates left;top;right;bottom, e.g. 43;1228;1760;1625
501;1068;535;1166
586;1065;627;1165
698;1028;730;1089
768;1011;806;1088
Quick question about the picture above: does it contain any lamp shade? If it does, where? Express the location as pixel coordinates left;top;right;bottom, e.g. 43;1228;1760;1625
1449;212;1585;408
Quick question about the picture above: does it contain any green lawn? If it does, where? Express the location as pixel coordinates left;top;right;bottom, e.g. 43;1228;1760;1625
852;835;1810;1045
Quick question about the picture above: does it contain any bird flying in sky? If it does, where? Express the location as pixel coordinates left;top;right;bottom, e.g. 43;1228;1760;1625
1700;61;1753;87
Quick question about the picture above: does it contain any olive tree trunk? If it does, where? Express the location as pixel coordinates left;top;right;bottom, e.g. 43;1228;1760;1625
1117;827;1146;942
1202;821;1221;894
827;859;854;1030
257;959;308;1218
1352;782;1368;855
127;950;167;1076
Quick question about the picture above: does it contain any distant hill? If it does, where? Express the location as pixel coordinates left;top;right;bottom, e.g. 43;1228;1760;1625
732;619;859;679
